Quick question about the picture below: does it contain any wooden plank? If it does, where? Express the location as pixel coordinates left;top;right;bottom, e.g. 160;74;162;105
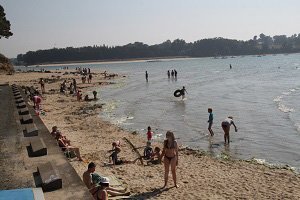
123;137;143;165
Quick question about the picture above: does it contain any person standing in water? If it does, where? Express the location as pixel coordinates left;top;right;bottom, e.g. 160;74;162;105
145;71;148;82
207;108;214;136
221;116;238;144
181;86;187;100
160;131;179;188
230;64;232;69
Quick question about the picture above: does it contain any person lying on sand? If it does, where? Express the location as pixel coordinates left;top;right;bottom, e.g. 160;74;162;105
83;162;130;198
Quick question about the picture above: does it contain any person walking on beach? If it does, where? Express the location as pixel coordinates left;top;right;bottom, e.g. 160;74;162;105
221;116;238;144
39;78;45;93
160;131;179;188
32;94;42;111
145;71;148;82
207;108;214;136
181;86;187;100
167;70;170;78
174;69;177;78
73;78;77;92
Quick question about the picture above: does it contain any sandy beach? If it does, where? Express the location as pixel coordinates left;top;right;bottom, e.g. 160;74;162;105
1;70;300;199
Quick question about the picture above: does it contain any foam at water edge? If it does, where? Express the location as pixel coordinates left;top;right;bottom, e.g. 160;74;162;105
250;158;298;173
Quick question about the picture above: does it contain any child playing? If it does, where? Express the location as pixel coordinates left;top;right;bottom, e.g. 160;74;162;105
143;141;153;160
147;147;162;165
207;108;214;136
146;126;153;141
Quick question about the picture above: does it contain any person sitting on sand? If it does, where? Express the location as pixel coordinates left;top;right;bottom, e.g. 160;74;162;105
160;131;179;188
77;90;82;101
54;130;71;144
221;116;238;144
50;126;58;137
143;141;153;160
108;142;139;166
57;132;83;161
83;162;129;198
84;95;92;101
147;147;162;165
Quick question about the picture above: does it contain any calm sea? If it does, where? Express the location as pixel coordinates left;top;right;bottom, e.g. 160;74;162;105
24;53;300;171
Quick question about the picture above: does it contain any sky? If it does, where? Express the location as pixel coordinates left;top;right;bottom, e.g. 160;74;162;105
0;0;300;58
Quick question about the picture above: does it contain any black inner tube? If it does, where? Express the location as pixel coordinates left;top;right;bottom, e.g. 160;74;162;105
174;89;182;97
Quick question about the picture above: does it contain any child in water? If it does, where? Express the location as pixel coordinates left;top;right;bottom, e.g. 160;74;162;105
146;126;153;141
207;108;214;136
181;86;187;100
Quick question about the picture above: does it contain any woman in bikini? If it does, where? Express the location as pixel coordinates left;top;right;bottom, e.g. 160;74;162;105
161;131;179;188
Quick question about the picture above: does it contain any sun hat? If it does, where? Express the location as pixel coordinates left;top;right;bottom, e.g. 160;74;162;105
99;177;110;184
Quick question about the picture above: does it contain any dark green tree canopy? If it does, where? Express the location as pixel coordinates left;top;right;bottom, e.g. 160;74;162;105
0;5;13;39
17;33;300;65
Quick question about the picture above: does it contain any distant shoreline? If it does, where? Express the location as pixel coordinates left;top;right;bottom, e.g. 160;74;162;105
17;52;300;67
23;56;191;67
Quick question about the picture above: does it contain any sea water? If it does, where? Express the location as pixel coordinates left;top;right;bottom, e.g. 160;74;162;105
28;53;300;171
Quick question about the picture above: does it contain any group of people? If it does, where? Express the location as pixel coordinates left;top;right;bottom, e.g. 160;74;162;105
168;69;178;79
144;69;179;82
81;73;93;84
207;108;238;144
144;127;179;187
51;126;83;161
60;78;77;94
83;162;130;200
89;129;179;199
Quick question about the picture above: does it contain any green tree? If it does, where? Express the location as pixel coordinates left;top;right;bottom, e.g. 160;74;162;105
0;5;13;39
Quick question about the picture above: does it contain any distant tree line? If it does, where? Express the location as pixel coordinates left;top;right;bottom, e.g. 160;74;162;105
17;33;300;65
